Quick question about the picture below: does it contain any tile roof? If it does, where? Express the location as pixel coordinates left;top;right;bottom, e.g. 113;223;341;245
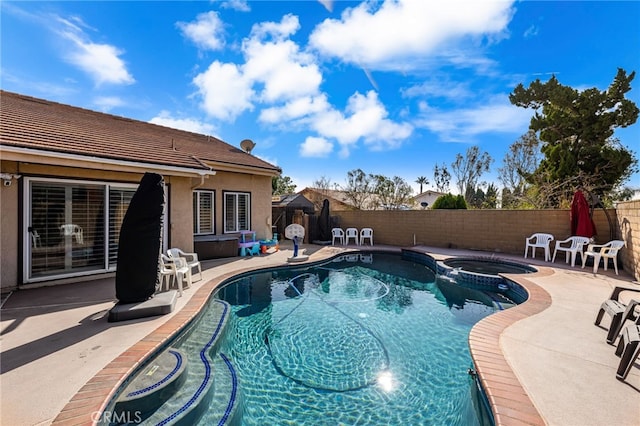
0;90;280;174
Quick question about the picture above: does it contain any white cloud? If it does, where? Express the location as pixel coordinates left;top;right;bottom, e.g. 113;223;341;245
56;16;134;86
309;0;515;71
415;95;532;142
300;136;333;157
193;14;321;121
524;24;539;38
242;14;322;102
149;110;218;135
402;79;473;101
177;11;226;51
193;61;254;121
310;91;413;152
191;11;411;154
259;95;330;123
249;13;300;40
93;96;125;111
243;38;323;102
220;0;251;12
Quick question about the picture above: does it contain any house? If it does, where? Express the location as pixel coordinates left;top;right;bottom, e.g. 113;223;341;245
411;190;447;209
0;91;281;291
298;187;375;211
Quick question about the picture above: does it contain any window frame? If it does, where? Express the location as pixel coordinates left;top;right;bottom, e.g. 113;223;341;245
193;189;215;235
223;191;251;233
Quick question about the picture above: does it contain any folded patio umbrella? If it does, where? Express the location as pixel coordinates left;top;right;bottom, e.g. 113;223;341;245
570;190;596;238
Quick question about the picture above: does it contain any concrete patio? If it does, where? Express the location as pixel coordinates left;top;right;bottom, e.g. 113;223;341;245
1;242;639;425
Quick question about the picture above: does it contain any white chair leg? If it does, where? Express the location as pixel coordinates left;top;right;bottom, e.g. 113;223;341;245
614;259;619;275
593;254;601;274
176;272;184;296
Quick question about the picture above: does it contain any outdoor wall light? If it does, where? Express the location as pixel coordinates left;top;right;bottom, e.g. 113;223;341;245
0;173;21;186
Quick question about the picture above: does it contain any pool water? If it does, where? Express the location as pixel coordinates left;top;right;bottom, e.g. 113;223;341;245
206;253;505;425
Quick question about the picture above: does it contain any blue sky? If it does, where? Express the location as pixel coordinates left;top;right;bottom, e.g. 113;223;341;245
2;0;639;194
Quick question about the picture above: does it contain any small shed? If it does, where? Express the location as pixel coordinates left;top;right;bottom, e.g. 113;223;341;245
272;194;315;239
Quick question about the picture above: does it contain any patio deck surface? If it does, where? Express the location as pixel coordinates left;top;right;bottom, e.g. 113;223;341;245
1;242;639;425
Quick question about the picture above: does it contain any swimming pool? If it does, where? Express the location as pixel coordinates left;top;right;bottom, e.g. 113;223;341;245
105;252;517;425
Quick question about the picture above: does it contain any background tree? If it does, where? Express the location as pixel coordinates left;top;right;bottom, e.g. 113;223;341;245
272;175;297;195
465;183;498;209
432;194;467;209
433;163;451;193
372;175;414;209
311;175;338;210
415;176;429;194
342;169;373;210
451;146;493;202
498;130;542;208
509;68;639;206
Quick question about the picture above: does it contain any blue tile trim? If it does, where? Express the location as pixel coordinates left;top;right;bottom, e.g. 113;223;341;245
156;300;229;426
401;248;529;304
218;353;237;426
126;350;183;397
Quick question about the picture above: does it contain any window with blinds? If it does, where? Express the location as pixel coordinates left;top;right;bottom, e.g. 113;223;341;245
224;191;250;233
27;179;138;281
193;190;215;234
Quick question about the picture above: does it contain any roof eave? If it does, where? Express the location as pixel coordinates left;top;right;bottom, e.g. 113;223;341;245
0;145;215;177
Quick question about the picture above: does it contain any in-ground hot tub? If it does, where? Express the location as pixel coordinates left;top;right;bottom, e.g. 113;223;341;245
442;257;537;275
193;235;239;259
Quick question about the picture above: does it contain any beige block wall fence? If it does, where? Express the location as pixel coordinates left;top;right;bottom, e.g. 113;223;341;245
615;199;640;281
332;201;640;281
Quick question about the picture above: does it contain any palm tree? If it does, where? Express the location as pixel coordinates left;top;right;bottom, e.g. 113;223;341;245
415;176;429;194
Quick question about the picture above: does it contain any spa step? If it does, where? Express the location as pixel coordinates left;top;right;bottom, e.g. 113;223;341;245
155;353;240;426
113;348;188;422
138;300;239;425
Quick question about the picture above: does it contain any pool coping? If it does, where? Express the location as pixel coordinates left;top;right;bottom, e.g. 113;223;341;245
52;248;552;425
468;270;553;425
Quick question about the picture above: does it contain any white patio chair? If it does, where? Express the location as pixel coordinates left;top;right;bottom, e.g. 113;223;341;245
167;247;202;281
345;228;359;245
159;254;191;296
31;230;42;248
60;224;83;244
552;236;590;267
524;233;554;261
360;228;374;246
582;240;626;275
331;228;345;245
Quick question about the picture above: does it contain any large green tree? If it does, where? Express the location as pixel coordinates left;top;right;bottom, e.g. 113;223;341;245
272;175;297;195
509;68;639;206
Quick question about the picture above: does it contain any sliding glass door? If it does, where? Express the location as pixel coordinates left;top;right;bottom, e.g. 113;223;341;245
25;178;141;283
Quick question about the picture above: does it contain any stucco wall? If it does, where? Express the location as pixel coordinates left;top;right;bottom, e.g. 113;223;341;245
196;171;273;241
615;199;640;281
0;161;20;290
0;161;273;290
